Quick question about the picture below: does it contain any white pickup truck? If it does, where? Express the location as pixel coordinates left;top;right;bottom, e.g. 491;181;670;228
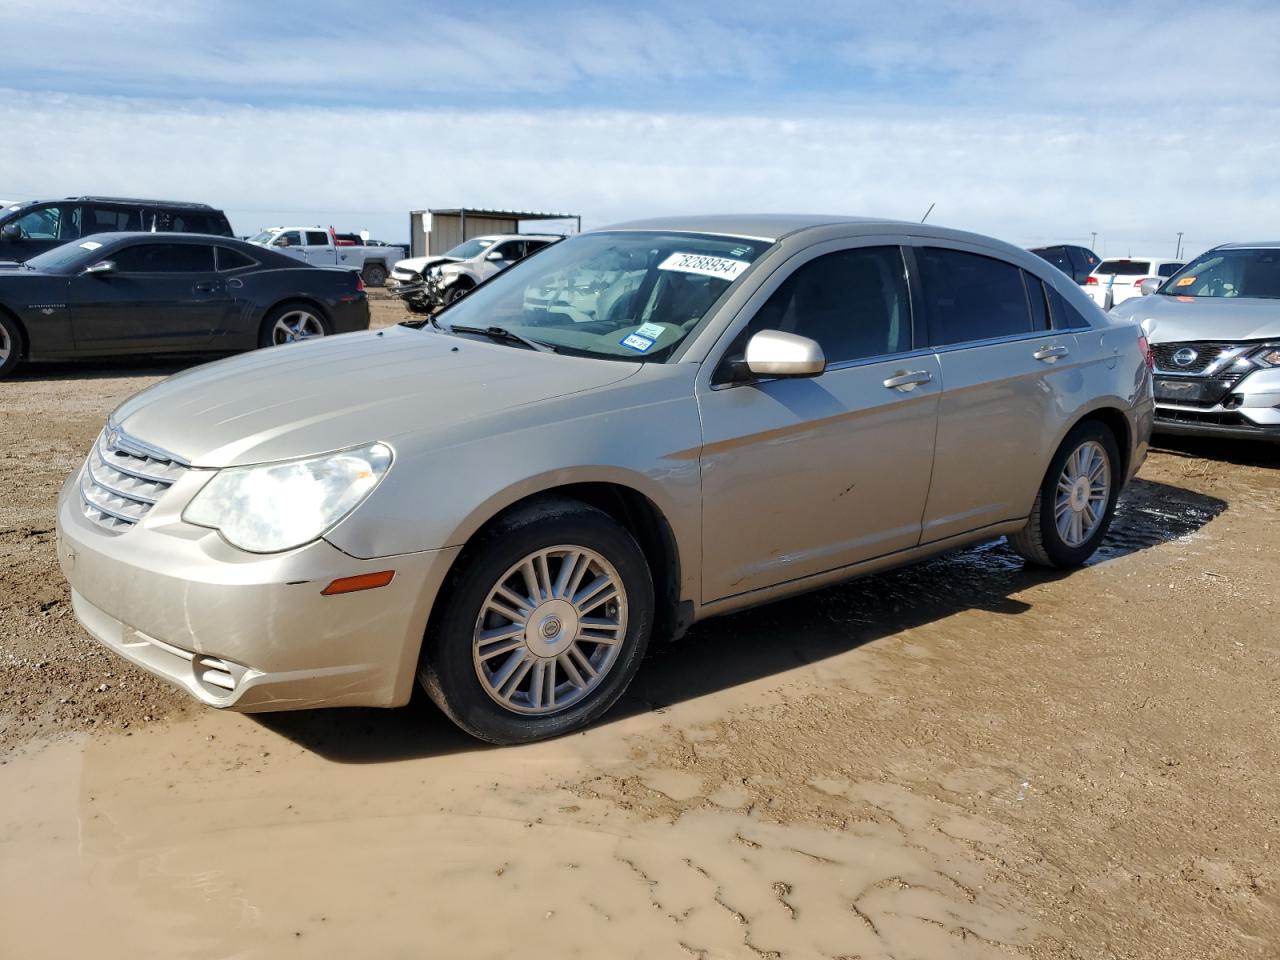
246;227;407;286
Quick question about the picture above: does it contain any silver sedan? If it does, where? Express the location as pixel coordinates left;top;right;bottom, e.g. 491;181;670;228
56;215;1154;743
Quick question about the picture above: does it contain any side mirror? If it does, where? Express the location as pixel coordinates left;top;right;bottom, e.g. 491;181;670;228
1138;278;1162;296
1;222;22;241
83;260;116;277
744;329;826;378
485;250;505;261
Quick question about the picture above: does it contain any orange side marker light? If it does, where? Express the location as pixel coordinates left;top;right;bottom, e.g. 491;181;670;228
321;570;396;596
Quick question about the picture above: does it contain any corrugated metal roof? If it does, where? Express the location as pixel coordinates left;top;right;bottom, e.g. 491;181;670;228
422;208;577;221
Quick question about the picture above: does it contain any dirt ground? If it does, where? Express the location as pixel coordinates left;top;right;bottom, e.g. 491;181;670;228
2;295;1278;958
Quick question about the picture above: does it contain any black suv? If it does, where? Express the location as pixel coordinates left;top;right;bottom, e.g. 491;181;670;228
0;196;234;262
1027;244;1100;285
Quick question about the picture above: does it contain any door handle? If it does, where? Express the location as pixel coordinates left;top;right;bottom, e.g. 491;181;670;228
883;370;933;391
194;282;219;293
1033;345;1070;362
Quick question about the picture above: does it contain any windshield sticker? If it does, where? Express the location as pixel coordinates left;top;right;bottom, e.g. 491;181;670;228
620;333;655;352
79;241;103;251
658;252;751;281
1175;275;1197;287
635;321;665;340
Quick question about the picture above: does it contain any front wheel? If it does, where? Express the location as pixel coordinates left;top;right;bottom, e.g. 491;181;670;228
440;283;470;307
1009;421;1122;568
258;303;330;348
420;498;654;744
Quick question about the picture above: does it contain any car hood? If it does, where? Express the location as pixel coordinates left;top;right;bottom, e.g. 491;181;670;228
1113;294;1280;343
110;325;642;468
394;255;459;273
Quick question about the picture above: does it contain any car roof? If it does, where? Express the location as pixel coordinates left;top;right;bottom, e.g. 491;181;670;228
597;213;902;241
78;231;253;246
1214;240;1280;250
67;196;220;211
1095;255;1182;263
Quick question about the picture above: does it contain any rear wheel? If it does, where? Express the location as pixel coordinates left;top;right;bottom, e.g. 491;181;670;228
420;498;654;744
0;313;20;380
258;303;330;348
362;262;388;287
1009;421;1121;568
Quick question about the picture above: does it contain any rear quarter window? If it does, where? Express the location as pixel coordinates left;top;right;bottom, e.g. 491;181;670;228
1045;284;1092;329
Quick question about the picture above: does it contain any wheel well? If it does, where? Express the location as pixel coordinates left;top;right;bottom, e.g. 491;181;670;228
450;275;476;289
1077;407;1132;478
0;304;29;359
263;297;331;330
468;483;684;643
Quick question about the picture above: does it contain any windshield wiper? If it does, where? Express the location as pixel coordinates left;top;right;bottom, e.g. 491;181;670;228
447;324;555;353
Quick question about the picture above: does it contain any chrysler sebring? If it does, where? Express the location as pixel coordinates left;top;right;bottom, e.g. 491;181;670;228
56;215;1154;743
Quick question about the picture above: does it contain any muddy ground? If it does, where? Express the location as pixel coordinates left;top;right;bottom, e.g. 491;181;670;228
2;295;1278;958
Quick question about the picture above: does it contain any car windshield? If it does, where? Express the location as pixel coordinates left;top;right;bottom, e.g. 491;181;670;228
23;238;110;272
436;231;773;361
445;238;496;259
247;230;277;245
1159;248;1280;299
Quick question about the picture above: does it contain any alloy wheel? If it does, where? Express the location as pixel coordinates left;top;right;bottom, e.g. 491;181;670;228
271;310;325;345
1054;440;1111;547
472;545;628;715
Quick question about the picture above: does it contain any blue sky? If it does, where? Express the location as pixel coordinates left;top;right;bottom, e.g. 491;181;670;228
2;0;1277;255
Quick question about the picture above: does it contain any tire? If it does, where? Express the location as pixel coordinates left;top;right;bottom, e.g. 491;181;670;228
0;312;20;380
406;301;433;314
1008;420;1122;568
362;262;388;287
257;302;331;348
420;497;654;744
441;283;471;307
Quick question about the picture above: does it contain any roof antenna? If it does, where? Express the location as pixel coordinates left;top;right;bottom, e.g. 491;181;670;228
920;202;936;223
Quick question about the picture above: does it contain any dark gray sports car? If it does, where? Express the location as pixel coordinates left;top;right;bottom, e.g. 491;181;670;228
0;233;369;379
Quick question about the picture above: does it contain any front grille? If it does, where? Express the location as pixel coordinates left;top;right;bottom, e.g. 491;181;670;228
79;427;188;532
1150;341;1239;375
1156;409;1258;428
1153;374;1241;408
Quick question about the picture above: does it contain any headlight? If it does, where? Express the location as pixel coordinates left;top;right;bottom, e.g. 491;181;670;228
183;442;393;553
1248;344;1280;367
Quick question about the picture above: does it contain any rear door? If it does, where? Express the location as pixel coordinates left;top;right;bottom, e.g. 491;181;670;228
85;203;143;234
913;244;1081;543
70;241;229;351
697;241;941;600
301;230;337;265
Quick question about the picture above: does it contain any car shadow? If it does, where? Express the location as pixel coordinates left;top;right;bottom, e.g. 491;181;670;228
8;358;202;382
257;476;1226;764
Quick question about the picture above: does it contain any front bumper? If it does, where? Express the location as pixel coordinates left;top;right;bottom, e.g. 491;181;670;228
56;465;460;712
1154;365;1280;441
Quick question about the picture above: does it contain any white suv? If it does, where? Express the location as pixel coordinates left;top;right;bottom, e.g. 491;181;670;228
390;234;561;309
1085;256;1184;310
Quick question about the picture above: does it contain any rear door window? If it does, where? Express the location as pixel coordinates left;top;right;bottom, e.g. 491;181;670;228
305;230;330;246
916;247;1034;345
112;243;216;273
1096;259;1152;276
87;205;141;232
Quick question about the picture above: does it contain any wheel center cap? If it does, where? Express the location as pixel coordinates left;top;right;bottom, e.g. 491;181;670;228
524;599;579;658
1070;476;1090;512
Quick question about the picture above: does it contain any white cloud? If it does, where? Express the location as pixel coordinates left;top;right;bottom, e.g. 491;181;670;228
1;87;1274;257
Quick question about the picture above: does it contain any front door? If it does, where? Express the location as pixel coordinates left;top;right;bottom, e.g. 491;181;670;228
0;202;82;261
70;241;230;352
697;243;941;602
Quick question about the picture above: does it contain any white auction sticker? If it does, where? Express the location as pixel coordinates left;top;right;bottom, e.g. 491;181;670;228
635;321;665;340
658;252;750;281
79;241;103;251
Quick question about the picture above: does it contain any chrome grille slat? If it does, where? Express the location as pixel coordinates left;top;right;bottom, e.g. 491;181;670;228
79;426;188;533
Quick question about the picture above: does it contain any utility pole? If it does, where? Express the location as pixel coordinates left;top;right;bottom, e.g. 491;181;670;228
1176;231;1184;259
1091;231;1097;250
